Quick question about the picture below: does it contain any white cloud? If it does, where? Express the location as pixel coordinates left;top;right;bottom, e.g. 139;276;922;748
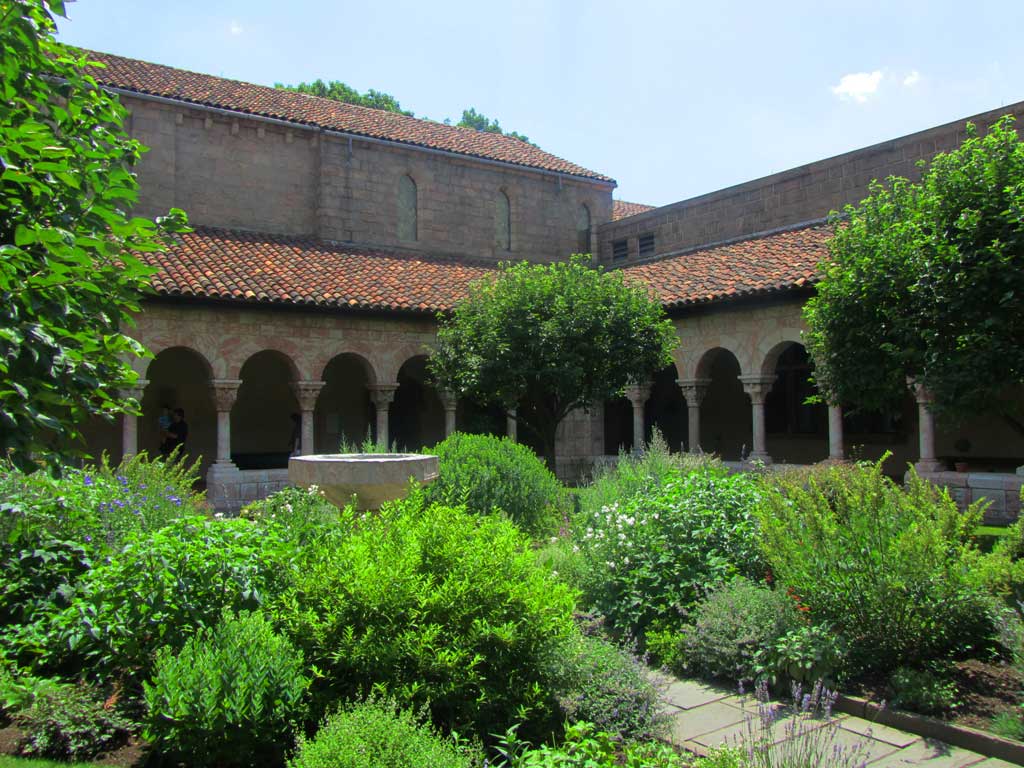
831;70;883;103
229;20;244;36
903;70;921;87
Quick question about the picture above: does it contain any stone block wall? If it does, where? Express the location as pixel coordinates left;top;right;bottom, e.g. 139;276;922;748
125;96;613;263
598;101;1024;265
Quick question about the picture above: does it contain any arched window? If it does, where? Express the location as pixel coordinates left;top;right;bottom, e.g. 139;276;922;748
495;191;511;251
576;204;591;254
398;175;417;242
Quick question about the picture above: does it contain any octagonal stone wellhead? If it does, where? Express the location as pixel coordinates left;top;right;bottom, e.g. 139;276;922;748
288;453;439;510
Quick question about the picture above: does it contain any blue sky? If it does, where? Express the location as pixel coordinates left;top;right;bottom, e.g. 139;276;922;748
57;0;1024;207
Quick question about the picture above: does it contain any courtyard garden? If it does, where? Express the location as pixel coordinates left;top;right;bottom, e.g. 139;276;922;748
1;433;1023;766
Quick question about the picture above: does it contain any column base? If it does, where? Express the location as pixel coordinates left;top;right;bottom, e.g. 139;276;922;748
914;459;943;474
206;461;243;513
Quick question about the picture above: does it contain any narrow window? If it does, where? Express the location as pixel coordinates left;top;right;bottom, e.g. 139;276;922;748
398;175;417;242
612;239;628;260
496;191;511;251
576;204;591;254
638;233;655;258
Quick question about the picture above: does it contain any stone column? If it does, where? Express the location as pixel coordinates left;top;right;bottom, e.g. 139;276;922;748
910;379;942;473
439;390;458;437
119;379;149;458
210;379;242;465
677;378;710;453
292;380;326;455
207;379;243;514
739;375;776;463
827;404;845;461
369;384;398;449
623;382;651;452
506;409;517;441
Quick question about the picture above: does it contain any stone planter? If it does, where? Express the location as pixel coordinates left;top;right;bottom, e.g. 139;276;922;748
288;453;439;510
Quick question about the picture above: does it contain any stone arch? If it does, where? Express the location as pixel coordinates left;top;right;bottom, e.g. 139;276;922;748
141;346;217;479
757;329;808;377
762;341;828;463
316;352;378;451
390;354;445;450
225;342;305;381
694;344;744;380
231;349;300;468
645;364;687;451
695;347;749;460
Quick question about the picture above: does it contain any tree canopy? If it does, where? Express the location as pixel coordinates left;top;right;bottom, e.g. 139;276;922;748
429;257;677;469
275;82;535;145
804;116;1024;436
274;79;414;116
0;0;188;471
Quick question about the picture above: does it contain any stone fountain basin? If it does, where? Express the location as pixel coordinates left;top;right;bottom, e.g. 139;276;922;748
288;453;439;510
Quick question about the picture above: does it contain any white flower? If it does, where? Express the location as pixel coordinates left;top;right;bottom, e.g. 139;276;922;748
284;503;293;513
214;512;224;519
550;536;558;544
572;545;580;553
623;556;630;565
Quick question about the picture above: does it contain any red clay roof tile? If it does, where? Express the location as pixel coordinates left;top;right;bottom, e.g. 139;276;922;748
76;49;614;184
621;224;831;307
143;227;495;313
611;200;656;220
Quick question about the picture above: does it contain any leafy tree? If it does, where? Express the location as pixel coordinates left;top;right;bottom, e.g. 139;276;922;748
456;107;532;145
805;117;1024;436
0;0;188;471
274;79;414;116
429;257;677;470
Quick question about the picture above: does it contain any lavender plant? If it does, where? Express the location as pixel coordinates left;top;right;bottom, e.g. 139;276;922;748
717;680;873;768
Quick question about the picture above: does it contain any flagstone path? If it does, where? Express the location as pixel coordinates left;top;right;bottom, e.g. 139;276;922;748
661;677;1020;767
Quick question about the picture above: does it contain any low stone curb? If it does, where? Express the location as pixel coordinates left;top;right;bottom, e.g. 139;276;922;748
834;694;1024;765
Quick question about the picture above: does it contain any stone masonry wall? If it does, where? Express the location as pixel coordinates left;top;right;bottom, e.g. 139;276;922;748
598;101;1024;264
125;97;613;263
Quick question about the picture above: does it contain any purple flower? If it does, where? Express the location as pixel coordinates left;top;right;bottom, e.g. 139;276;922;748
84;475;93;487
84;535;92;543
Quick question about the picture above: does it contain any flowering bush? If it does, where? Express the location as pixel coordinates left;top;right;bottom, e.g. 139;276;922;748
242;484;344;546
575;465;765;636
757;460;995;672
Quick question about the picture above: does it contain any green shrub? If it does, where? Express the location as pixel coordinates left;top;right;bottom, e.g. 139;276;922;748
274;492;577;740
757;460;995;672
242;485;345;546
289;696;481;768
57;515;294;677
491;720;686;768
424;432;564;538
534;536;587;591
680;579;799;683
0;452;203;554
144;610;309;767
13;680;129;761
0;538;91;671
991;708;1024;742
577;431;718;521
755;622;847;687
887;666;960;715
575;464;766;636
545;634;666;740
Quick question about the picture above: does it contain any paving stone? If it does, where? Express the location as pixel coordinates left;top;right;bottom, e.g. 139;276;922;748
662;679;735;710
969;760;1022;767
668;701;748;742
868;739;988;766
841;715;923;747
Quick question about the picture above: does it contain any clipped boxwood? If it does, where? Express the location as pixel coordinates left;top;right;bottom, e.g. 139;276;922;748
424;432;564;538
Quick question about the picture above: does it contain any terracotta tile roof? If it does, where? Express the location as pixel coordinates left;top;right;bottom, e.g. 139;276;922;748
611;199;656;220
621;224;832;308
144;227;495;313
75;49;614;184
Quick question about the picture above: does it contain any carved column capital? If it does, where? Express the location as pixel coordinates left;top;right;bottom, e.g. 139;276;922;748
210;378;243;412
120;378;149;402
623;382;651;407
739;374;776;405
368;384;399;407
292;380;326;412
438;389;458;412
907;377;934;405
677;377;712;407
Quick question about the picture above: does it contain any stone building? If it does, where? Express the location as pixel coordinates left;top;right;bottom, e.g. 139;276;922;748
77;50;1024;519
